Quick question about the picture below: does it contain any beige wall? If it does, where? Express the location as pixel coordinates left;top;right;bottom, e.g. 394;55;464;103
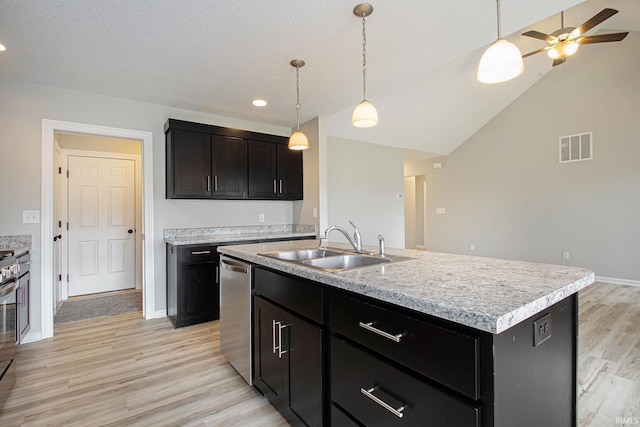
293;117;320;232
410;32;640;281
327;137;405;249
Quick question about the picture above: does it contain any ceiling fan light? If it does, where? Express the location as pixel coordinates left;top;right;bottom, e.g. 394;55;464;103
352;99;379;128
477;39;524;84
288;130;309;150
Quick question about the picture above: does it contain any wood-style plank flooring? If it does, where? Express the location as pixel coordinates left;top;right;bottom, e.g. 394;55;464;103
0;281;638;426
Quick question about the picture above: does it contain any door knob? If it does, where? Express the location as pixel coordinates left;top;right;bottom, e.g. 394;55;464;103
128;229;133;234
53;235;62;241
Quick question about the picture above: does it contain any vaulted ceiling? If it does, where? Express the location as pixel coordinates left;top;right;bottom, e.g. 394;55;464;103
1;0;638;158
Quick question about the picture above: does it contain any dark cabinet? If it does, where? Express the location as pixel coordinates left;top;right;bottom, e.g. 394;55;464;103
166;244;219;328
211;135;247;198
253;268;324;427
165;119;302;200
248;140;303;200
166;124;247;199
17;252;30;344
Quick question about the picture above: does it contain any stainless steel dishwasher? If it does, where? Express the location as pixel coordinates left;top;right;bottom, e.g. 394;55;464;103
219;256;253;385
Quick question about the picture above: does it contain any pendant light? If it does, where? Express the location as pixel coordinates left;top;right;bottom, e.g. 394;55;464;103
477;0;524;84
352;3;378;128
288;59;309;150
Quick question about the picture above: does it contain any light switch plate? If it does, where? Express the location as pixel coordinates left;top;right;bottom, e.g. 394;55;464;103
22;210;40;224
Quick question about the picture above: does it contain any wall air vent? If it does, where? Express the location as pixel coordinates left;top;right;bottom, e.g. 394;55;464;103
559;132;592;163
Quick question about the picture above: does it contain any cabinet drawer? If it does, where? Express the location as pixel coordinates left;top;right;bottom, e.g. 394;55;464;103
255;268;323;324
331;337;480;427
330;292;479;400
179;245;218;262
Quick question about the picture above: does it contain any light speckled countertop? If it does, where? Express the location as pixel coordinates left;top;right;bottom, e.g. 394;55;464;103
164;224;316;245
218;239;595;334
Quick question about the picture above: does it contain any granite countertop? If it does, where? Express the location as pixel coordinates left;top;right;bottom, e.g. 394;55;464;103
0;235;32;257
164;224;316;246
218;239;595;334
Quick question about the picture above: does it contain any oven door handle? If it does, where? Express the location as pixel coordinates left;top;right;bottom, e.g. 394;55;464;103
0;277;18;297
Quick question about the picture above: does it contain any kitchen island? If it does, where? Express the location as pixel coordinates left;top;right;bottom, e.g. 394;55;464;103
218;239;594;427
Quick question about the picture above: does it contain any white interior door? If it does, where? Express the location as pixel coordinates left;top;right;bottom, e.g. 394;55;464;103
53;143;63;308
68;155;135;296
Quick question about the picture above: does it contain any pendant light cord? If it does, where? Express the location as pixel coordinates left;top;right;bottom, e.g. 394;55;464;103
496;0;502;39
295;65;301;131
361;15;367;100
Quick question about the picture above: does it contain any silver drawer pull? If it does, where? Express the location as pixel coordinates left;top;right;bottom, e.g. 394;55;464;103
191;250;211;255
361;386;406;418
359;322;403;342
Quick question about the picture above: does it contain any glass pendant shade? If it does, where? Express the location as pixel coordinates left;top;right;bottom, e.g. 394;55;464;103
352;99;379;128
288;130;309;150
477;39;524;84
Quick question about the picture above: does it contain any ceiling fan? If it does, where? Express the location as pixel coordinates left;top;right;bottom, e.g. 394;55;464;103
521;8;628;66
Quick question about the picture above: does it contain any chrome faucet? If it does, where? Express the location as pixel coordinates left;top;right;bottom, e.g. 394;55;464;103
377;234;385;257
319;220;367;254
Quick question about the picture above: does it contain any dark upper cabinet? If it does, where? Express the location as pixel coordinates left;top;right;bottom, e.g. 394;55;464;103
165;119;302;200
211;135;247;199
169;129;212;198
248;140;303;200
276;144;303;199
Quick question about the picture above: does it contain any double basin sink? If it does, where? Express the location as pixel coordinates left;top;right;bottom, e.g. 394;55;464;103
259;248;414;273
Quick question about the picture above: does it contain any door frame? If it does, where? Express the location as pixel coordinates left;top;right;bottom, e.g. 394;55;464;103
62;149;142;299
41;119;155;340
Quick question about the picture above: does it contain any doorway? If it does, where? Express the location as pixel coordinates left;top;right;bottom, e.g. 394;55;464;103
41;120;155;341
404;175;427;250
56;133;142;300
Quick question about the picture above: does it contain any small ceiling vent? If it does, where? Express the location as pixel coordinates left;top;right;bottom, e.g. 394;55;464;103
559;132;592;163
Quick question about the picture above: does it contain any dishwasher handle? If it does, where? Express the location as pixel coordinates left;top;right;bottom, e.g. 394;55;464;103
220;258;249;274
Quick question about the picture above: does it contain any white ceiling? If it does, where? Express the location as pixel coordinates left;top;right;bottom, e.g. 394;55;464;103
1;0;638;158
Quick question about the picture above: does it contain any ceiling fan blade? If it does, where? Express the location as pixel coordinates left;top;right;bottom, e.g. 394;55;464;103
552;58;566;67
571;8;618;37
579;32;629;44
522;30;556;42
522;47;550;58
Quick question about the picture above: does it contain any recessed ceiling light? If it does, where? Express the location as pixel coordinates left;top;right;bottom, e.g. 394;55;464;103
252;99;267;107
0;43;6;52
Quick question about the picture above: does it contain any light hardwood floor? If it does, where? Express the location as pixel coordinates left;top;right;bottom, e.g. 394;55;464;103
0;281;638;426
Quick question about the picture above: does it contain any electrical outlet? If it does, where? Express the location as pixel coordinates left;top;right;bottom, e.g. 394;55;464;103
533;313;552;347
469;244;475;252
22;210;40;224
312;208;318;218
563;251;570;260
258;213;265;223
436;208;446;215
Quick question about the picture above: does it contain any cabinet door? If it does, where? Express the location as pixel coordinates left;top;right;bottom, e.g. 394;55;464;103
247;140;277;199
211;135;247;199
170;129;212;198
276;144;303;200
254;297;285;410
283;311;323;427
179;257;219;325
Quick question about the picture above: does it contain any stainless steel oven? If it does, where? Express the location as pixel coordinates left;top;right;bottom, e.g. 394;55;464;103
0;250;19;410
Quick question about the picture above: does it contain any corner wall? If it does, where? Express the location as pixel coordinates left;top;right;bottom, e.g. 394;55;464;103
410;32;640;281
327;137;405;249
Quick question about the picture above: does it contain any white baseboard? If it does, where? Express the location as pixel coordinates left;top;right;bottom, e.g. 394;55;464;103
153;309;167;319
22;330;43;344
595;276;640;287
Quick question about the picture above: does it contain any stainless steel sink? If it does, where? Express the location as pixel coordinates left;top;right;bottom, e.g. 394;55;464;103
259;248;415;273
260;248;345;261
302;254;391;272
